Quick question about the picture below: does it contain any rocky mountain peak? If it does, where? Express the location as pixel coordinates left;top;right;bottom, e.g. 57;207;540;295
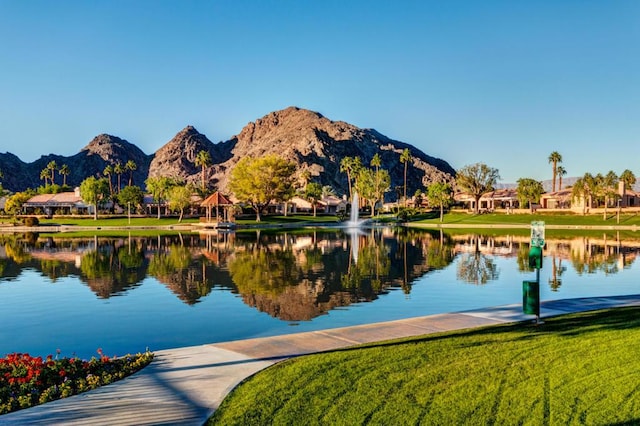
148;126;216;181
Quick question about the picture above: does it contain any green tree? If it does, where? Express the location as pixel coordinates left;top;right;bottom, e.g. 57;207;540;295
117;185;144;214
340;156;362;201
47;161;57;186
145;176;176;219
103;165;114;196
354;167;390;217
572;173;597;215
548;151;562;192
556;165;567;191
516;178;544;211
59;164;70;187
5;191;34;215
427;182;453;222
620;169;636;190
601;171;618;220
194;150;212;191
304;182;323;217
168;185;193;222
456;163;500;214
229;155;297;222
114;162;124;192
79;176;110;220
400;149;412;206
125;160;137;187
39;168;49;186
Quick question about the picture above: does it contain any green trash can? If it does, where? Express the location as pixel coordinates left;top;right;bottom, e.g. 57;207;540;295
522;280;540;316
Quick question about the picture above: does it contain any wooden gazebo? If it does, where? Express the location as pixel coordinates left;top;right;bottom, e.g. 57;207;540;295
201;191;233;222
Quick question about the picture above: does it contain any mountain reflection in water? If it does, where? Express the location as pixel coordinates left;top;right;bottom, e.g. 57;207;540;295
0;230;639;321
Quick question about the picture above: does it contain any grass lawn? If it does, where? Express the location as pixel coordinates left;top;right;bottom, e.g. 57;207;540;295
210;307;640;425
413;211;640;227
235;215;340;225
37;217;199;227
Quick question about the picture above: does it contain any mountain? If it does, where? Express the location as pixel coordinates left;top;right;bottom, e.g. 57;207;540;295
207;107;455;197
0;107;456;197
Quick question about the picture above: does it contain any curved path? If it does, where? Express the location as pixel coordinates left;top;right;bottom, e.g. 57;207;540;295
2;295;640;425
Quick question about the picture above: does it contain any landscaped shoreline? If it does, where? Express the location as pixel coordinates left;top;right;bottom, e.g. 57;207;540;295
1;211;640;233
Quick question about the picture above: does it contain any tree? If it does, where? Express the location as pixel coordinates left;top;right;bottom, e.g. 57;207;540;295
103;165;114;196
229;155;297;222
168;185;194;222
516;178;544;211
40;168;49;186
194;150;212;191
304;182;323;217
125;160;137;187
5;191;34;215
340;156;362;201
400;149;412;206
117;185;144;214
620;169;636;190
601;171;618;220
354;167;390;217
427;182;453;222
556;165;567;191
572;173;597;215
145;176;176;219
114;162;124;192
456;163;500;214
548;151;562;192
79;176;110;220
47;161;57;186
59;164;70;187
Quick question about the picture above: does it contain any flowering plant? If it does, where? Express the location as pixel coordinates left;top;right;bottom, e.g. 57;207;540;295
0;348;153;414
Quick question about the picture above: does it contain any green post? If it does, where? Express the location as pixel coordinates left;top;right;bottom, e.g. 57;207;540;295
522;280;540;316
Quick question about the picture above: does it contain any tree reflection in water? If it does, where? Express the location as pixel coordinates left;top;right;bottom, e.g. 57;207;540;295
456;235;499;285
1;231;639;320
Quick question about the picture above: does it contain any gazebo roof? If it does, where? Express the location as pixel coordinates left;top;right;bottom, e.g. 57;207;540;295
201;191;233;207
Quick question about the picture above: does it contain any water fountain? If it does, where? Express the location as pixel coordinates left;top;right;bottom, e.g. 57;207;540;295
345;192;367;263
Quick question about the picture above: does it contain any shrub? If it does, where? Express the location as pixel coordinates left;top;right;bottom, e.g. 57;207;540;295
22;217;39;227
0;349;154;414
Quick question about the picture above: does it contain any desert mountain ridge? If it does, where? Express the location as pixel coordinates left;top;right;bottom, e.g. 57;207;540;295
0;106;456;198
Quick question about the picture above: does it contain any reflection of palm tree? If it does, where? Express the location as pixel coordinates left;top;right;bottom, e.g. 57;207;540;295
548;256;565;291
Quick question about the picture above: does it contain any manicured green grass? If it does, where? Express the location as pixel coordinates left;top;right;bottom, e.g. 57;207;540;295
414;211;640;227
210;308;640;425
235;215;340;225
37;217;199;227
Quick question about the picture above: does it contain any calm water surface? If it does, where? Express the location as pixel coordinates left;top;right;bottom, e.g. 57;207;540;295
0;228;639;359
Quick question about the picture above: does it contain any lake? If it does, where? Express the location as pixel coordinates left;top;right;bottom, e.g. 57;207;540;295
0;228;639;359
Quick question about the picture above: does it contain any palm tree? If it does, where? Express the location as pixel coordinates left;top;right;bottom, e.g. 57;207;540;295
125;160;137;186
556;165;567;191
47;161;57;186
114;162;124;192
40;168;49;186
59;164;70;187
400;149;412;206
620;169;636;190
548;151;562;192
194;150;212;191
601;171;618;220
340;156;362;201
103;165;114;195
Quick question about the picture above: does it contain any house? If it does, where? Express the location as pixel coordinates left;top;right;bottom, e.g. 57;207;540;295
455;188;520;211
22;189;93;215
540;188;574;209
619;182;640;208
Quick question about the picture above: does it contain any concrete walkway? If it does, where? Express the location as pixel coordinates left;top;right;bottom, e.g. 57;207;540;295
2;295;640;425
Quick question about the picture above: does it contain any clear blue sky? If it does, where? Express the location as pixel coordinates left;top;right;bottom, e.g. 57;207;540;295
1;0;638;183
